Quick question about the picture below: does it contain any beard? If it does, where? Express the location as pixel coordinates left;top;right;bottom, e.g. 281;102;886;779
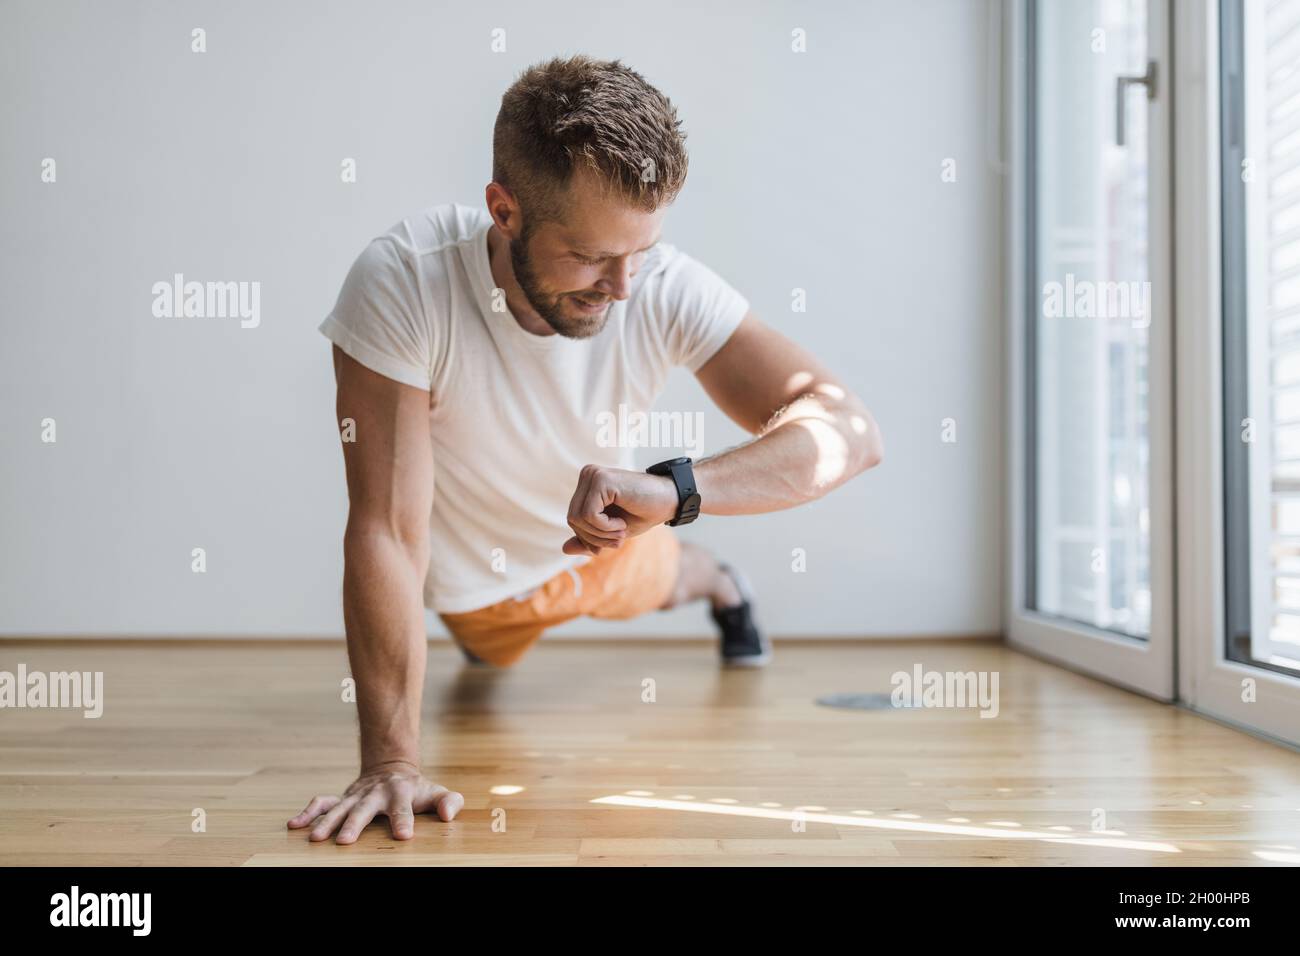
508;229;610;340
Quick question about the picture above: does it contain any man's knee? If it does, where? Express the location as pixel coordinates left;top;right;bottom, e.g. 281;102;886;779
458;643;527;668
443;624;539;669
658;582;686;611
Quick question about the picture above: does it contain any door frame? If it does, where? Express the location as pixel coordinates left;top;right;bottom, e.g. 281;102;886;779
1004;0;1176;701
1173;0;1300;748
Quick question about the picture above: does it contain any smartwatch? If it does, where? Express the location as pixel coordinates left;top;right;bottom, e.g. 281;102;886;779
646;456;701;527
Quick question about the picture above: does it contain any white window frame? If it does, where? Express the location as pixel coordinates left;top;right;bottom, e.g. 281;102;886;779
1174;0;1300;748
1005;0;1176;702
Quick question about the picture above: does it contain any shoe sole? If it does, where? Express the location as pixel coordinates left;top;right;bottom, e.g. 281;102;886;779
723;652;772;668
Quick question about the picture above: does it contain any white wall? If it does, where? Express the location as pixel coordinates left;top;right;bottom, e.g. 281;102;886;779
0;0;1004;638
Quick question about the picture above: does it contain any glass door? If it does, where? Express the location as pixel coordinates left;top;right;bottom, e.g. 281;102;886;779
1174;0;1300;748
1008;0;1175;699
1221;0;1300;683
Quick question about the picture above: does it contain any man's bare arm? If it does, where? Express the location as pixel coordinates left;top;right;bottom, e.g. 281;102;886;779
561;313;883;555
287;346;461;844
333;345;433;770
691;312;884;514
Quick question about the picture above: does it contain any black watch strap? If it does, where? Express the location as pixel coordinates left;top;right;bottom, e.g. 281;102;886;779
646;456;701;526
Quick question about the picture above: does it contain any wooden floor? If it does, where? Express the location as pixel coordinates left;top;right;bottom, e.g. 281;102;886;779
1;637;1297;866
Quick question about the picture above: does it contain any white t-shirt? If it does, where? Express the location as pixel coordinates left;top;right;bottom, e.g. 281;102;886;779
319;203;749;614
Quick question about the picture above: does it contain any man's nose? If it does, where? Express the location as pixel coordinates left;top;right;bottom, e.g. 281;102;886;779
596;259;636;300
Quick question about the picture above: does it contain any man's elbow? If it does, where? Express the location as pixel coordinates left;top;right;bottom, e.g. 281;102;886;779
344;516;430;572
856;411;884;473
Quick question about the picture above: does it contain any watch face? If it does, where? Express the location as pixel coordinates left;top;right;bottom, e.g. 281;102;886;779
649;456;691;476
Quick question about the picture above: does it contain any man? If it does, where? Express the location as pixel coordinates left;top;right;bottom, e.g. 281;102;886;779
288;55;883;845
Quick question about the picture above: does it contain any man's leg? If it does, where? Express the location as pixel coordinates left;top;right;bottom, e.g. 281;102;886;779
657;541;771;666
585;526;770;666
439;574;584;668
658;541;744;611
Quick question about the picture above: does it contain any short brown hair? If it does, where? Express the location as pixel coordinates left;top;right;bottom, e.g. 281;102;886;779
492;55;689;229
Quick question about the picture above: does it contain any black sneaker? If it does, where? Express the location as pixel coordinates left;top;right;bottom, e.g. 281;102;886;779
712;563;771;668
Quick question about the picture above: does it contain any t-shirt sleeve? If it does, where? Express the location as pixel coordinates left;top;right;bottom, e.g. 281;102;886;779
317;237;435;391
653;250;750;372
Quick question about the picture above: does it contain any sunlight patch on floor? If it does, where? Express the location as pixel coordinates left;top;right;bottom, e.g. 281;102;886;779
590;795;1181;853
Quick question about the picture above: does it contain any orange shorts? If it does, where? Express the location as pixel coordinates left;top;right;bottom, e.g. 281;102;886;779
437;524;682;667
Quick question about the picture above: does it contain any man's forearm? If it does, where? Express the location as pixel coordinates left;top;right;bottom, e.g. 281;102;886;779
695;393;883;515
342;528;429;770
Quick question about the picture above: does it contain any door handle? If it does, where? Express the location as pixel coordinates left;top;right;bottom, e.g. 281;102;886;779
1116;60;1157;146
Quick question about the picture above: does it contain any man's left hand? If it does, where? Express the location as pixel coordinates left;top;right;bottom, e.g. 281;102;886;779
563;464;678;555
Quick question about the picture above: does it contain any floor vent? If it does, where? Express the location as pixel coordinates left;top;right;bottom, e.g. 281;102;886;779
815;692;913;711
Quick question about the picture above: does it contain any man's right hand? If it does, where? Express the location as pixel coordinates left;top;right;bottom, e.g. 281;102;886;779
287;761;464;845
